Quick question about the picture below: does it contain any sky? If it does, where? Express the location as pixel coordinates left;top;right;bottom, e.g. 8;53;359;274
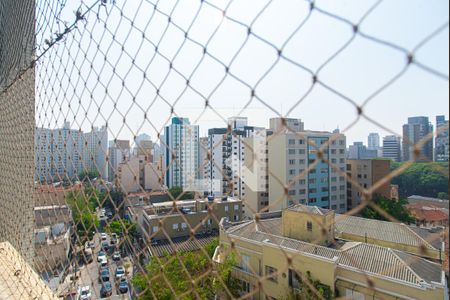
35;0;449;147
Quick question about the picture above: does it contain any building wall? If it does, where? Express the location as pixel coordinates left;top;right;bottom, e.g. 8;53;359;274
282;209;334;246
118;156;141;193
218;233;444;300
346;159;391;209
382;135;402;162
144;163;163;191
269;132;347;213
143;200;242;240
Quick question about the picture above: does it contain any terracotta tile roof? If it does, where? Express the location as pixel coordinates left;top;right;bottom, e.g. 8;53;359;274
405;204;449;222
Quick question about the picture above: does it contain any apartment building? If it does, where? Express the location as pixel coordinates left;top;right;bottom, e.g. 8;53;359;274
213;205;445;300
268;130;347;213
140;196;242;241
382;135;402;162
35;122;108;182
108;139;130;182
242;130;272;218
346;159;391;209
435;115;449;162
117;155;163;193
403;116;434;162
82;125;108;178
34;205;72;277
164;117;200;189
206;118;265;199
347;142;378;160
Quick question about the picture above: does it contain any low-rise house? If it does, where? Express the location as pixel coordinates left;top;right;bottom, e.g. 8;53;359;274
137;196;242;257
405;203;449;228
34;205;72;290
213;204;446;300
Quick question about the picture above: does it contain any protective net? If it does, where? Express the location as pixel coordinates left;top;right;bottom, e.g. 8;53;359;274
0;0;449;299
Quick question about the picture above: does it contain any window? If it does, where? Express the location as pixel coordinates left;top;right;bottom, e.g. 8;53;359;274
288;149;296;155
299;189;306;195
288;190;296;196
234;204;239;211
321;187;329;192
346;289;364;300
289;169;296;175
299;179;306;185
339;149;345;154
234;215;239;221
309;188;317;193
309;179;316;184
299;139;304;145
289;159;296;165
225;205;229;212
152;226;159;233
299;159;305;164
299;149;306;155
265;266;278;282
181;223;187;230
241;280;251;293
172;223;179;230
307;221;313;231
288;269;301;289
309;198;317;203
339;176;345;181
331;158;337;163
331;149;337;154
289;139;295;145
331;177;337;182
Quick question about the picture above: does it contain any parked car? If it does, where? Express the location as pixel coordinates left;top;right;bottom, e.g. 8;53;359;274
84;248;93;264
98;265;109;276
115;266;126;280
100;257;108;268
106;211;113;219
101;233;108;240
111;233;117;245
118;278;129;294
77;286;91;300
97;251;106;262
88;241;95;249
100;281;113;298
99;269;110;283
112;251;121;261
101;241;109;251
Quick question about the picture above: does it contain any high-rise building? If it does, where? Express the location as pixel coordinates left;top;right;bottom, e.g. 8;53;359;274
435;115;449;162
206;118;265;199
268;130;347;213
82;125;108;178
164;117;200;190
108;140;130;182
382;135;402;162
35;122;108;182
368;133;380;150
269;117;304;133
347;142;377;160
242;129;272;218
402;116;433;161
346;159;391;210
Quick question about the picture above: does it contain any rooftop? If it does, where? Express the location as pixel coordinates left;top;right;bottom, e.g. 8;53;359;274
225;218;444;287
405;204;449;222
148;233;218;257
287;205;332;216
334;214;441;251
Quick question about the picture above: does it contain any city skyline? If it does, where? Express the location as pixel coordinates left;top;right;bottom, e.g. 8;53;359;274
35;0;449;147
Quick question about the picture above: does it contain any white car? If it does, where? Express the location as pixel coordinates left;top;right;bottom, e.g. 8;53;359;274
101;233;108;241
115;266;126;280
77;286;91;300
97;251;107;262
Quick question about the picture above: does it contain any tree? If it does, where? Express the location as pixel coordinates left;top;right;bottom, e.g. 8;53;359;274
132;239;239;299
169;187;194;200
78;170;100;183
107;219;139;242
391;162;449;198
361;197;415;224
67;189;102;243
437;192;449;200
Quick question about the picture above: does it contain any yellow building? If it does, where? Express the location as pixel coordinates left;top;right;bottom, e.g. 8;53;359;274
214;205;446;300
